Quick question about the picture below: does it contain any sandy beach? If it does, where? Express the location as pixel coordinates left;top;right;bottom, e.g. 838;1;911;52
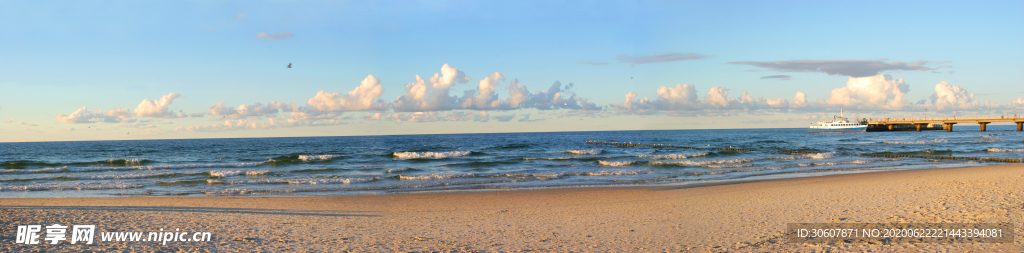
3;164;1022;252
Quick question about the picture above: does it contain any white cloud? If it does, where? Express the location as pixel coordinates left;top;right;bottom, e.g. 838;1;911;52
134;93;187;118
390;64;599;112
1011;97;1024;109
56;107;135;124
209;100;299;118
929;81;978;111
521;81;599;110
793;91;807;108
393;64;471;112
458;72;506;110
307;75;387;112
611;83;794;115
4;118;12;123
826;74;909;110
18;122;38;127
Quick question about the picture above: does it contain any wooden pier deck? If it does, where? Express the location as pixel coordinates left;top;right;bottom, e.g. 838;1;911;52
865;115;1024;132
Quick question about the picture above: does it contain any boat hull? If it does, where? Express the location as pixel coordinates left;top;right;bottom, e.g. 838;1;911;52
807;126;867;133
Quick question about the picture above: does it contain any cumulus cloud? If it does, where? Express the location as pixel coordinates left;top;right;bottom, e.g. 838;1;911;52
618;53;710;66
929;81;978;111
18;122;38;127
458;72;506;110
307;75;387;112
256;31;294;40
208;101;298;118
1011;97;1024;108
391;64;599;112
730;59;947;77
610;83;798;115
4;118;12;123
134;93;187;118
393;64;471;112
826;74;909;109
56;107;135;124
760;75;791;81
517;81;600;111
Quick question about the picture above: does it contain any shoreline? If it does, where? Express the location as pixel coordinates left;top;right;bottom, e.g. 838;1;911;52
3;163;1022;251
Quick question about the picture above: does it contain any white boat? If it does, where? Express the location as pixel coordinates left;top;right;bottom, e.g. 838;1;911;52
807;106;867;133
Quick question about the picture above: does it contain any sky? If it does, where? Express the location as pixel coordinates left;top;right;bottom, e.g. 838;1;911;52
1;1;1023;142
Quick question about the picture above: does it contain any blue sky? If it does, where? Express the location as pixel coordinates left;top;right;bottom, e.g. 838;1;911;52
2;1;1022;142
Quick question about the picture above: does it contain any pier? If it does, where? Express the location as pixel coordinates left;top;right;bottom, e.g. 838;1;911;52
865;115;1024;132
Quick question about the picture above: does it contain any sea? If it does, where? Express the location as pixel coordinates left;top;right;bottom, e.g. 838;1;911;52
2;126;1022;198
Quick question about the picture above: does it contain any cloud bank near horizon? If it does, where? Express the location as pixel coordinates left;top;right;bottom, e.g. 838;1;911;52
49;63;1022;134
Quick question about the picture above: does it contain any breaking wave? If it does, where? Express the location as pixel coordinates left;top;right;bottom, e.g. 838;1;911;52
652;159;751;167
986;148;1024;153
298;154;343;161
566;149;602;155
598;160;635;166
393;151;472;159
804;152;836;159
638;153;708;160
882;139;948;145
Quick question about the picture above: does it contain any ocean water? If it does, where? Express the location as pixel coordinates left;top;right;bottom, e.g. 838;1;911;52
2;126;1022;197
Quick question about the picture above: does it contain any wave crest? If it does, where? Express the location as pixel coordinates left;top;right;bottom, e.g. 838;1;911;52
393;151;471;159
298;154;343;161
987;148;1024;153
566;149;602;155
882;139;947;145
598;160;635;166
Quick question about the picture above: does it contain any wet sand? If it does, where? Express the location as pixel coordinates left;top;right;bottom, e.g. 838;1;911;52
2;164;1023;252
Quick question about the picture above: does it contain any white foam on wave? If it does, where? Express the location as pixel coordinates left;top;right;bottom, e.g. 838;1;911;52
882;139;948;145
598;160;635;166
1;182;145;191
845;160;874;164
245;171;268;177
566;149;602;155
804;152;836;159
393;151;471;159
705;164;754;169
652;159;751;167
208;170;241;177
395;174;462;180
567;170;645;176
797;162;839;167
298;154;343;161
286;178;374;185
638;153;707;160
987;148;1024;153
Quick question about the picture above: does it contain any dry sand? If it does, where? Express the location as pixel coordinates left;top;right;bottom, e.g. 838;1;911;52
2;164;1023;252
